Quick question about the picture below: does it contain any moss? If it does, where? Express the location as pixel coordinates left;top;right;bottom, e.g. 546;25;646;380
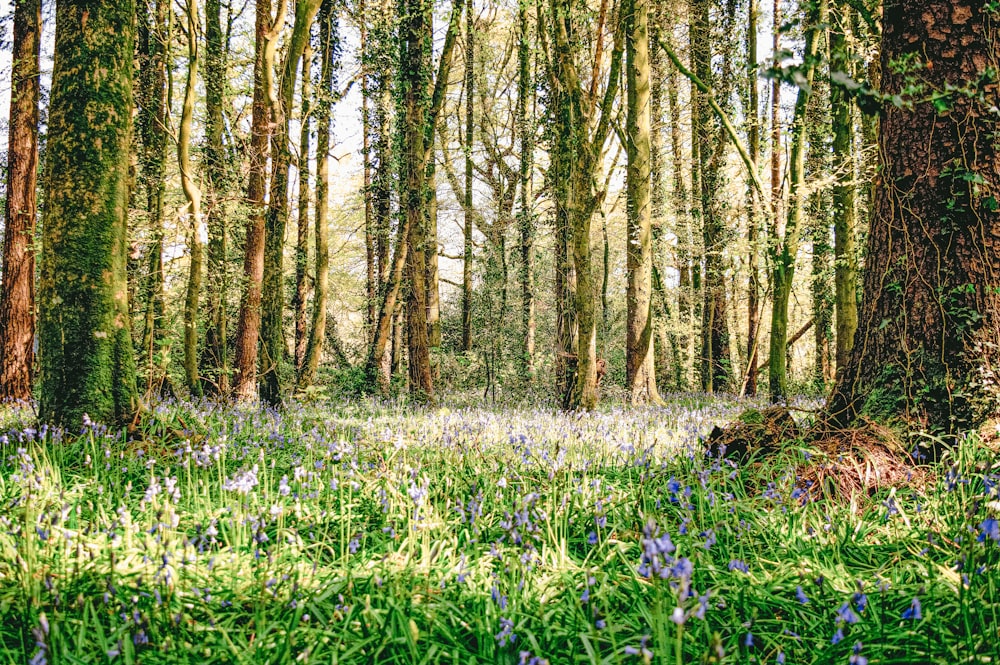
738;408;764;425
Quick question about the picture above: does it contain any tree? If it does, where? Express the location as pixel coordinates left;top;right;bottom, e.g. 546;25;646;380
516;0;535;379
137;0;170;395
39;0;139;426
829;1;858;374
260;0;323;404
767;0;826;399
543;0;623;410
299;0;338;390
0;0;40;401
201;0;231;394
233;0;285;402
625;0;660;403
179;0;205;396
828;0;1000;433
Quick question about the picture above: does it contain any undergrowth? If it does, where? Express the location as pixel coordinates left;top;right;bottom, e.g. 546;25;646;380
0;394;997;664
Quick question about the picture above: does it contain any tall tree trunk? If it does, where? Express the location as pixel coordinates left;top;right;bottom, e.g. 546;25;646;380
827;0;1000;434
829;2;858;375
260;0;322;404
743;0;761;396
625;0;659;403
367;0;395;386
692;0;731;393
299;0;336;390
667;63;691;388
39;0;139;426
768;0;826;399
137;0;169;395
401;0;434;401
294;43;312;372
201;0;229;394
0;0;40;401
517;0;535;380
461;0;475;353
180;0;204;396
361;0;377;343
400;0;462;401
234;0;285;402
547;0;622;410
807;78;833;389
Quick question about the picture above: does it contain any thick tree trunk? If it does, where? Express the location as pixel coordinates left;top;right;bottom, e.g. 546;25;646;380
625;0;659;403
828;0;1000;433
0;0;40;402
233;0;282;402
39;0;139;426
201;0;229;394
691;0;731;393
829;2;858;375
400;0;434;401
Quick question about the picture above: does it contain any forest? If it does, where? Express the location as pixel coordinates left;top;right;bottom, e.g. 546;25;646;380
0;0;999;661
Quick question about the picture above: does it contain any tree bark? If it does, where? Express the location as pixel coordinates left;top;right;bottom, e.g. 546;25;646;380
260;0;321;404
179;0;204;396
39;0;139;426
768;0;826;399
517;0;535;381
828;0;1000;433
137;0;169;395
201;0;229;394
234;0;284;402
462;0;475;353
743;0;761;397
0;0;40;402
294;43;312;373
625;0;660;403
299;0;336;390
829;2;858;375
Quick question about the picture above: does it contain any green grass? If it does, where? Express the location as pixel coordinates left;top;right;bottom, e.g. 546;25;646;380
0;395;997;664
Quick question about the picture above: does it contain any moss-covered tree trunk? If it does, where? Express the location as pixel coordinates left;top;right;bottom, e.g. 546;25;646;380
691;0;732;393
768;0;826;399
39;0;138;426
829;2;858;375
260;0;321;405
0;0;40;402
743;0;761;397
625;0;660;404
828;0;1000;433
294;43;312;373
461;0;475;353
137;0;169;396
201;0;230;394
516;0;535;380
179;0;203;396
299;0;336;390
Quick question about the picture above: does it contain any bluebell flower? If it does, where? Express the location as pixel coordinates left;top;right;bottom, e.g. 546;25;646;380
901;597;922;621
979;518;1000;543
729;559;749;574
795;585;809;604
849;642;868;665
588;531;598;545
836;601;860;625
831;627;845;645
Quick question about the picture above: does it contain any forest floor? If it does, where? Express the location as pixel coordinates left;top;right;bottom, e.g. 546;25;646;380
0;393;998;664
